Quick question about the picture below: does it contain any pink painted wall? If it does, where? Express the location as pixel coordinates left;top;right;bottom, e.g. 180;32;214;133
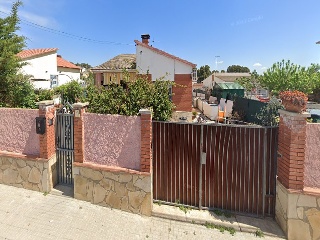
0;108;40;156
83;113;141;170
305;123;320;189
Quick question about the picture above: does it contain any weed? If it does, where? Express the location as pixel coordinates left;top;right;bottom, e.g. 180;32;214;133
255;229;264;238
168;228;171;232
146;235;149;238
212;209;233;218
43;192;48;196
192;220;195;224
204;222;236;236
155;201;162;206
175;200;192;214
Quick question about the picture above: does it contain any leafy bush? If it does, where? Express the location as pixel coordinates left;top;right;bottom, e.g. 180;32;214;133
86;75;175;121
256;97;284;126
54;80;86;104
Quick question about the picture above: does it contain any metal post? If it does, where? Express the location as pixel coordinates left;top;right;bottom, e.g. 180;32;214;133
262;128;267;217
199;125;205;209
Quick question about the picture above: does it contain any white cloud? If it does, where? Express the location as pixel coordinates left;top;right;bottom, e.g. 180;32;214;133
0;1;57;28
261;67;267;70
20;10;51;27
253;62;262;67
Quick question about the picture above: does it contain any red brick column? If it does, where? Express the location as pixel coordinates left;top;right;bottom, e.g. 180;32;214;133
277;109;310;190
172;74;192;112
73;103;89;163
38;101;56;159
139;109;152;173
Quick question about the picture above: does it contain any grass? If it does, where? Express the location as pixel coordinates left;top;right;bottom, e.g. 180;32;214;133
43;192;49;196
204;222;236;236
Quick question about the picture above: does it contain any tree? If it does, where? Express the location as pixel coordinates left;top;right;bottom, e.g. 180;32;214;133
227;65;250;73
260;60;320;95
235;70;261;97
0;1;34;107
74;62;92;69
197;65;211;83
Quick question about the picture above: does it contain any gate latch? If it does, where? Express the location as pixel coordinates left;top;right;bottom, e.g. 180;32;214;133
201;152;206;164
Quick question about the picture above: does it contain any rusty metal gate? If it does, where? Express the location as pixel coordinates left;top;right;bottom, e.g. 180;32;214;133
55;103;74;185
152;121;278;218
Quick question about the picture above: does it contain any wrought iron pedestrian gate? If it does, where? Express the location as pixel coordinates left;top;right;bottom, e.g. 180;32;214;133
56;103;74;185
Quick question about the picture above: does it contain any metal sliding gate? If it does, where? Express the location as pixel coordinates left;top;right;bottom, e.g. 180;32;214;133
55;104;74;185
152;121;278;218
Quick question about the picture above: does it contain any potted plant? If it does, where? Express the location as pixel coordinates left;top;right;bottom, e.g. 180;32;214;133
279;90;308;113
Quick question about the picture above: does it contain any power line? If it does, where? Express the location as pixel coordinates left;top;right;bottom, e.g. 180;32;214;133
0;10;134;46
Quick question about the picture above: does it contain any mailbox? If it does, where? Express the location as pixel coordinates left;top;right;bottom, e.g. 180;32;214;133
36;117;46;134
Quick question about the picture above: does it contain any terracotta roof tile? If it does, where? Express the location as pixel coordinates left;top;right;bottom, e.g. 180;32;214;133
57;55;81;70
134;40;196;68
17;48;58;59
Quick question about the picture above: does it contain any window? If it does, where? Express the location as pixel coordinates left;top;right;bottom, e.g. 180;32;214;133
168;85;172;101
192;68;197;82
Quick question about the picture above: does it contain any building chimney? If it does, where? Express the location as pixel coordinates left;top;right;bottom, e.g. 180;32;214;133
141;34;150;45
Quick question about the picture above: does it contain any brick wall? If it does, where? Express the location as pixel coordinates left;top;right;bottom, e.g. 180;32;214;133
140;109;152;173
172;74;192;112
73;106;86;163
39;104;56;159
277;110;309;190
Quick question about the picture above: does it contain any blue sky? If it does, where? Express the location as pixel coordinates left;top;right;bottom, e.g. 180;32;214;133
1;0;320;73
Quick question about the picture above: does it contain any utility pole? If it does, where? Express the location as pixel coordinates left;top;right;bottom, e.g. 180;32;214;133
215;56;220;71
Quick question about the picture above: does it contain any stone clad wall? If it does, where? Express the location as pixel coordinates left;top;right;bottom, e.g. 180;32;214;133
276;181;320;240
0;153;57;192
73;162;152;216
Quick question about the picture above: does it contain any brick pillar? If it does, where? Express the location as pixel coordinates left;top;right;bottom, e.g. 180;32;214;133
38;100;56;159
73;103;89;163
139;109;152;173
277;109;310;190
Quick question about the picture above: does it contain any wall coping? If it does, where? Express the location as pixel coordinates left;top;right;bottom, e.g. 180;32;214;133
36;100;54;106
139;109;152;115
0;151;51;162
278;109;311;118
73;162;151;176
277;180;320;197
72;102;89;108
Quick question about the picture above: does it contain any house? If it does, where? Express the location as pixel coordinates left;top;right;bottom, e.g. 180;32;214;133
18;48;81;89
56;55;82;87
91;54;137;86
135;34;197;112
92;34;197;112
202;72;269;101
202;72;251;89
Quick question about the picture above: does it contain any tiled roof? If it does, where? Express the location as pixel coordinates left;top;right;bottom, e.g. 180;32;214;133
17;48;58;59
134;40;196;68
92;54;136;70
57;55;81;70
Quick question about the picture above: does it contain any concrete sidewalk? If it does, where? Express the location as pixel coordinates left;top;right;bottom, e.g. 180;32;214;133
0;184;286;240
